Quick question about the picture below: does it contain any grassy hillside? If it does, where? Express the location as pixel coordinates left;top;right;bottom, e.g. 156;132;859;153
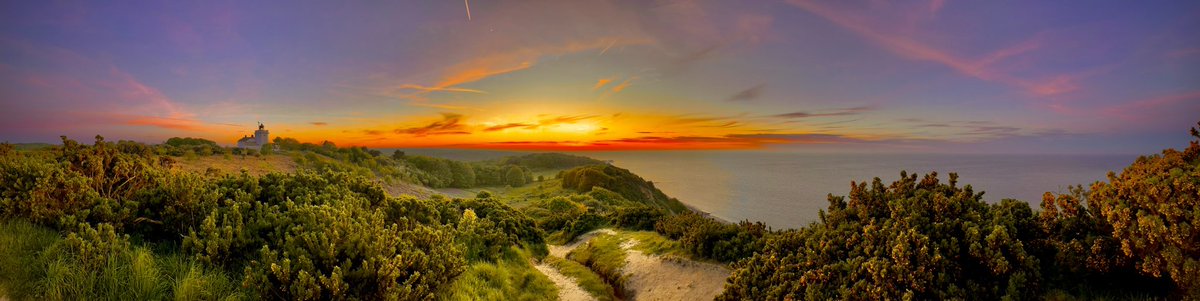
2;123;1197;300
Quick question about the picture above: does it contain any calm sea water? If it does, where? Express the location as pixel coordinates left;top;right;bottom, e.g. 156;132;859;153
583;152;1136;229
388;149;1136;229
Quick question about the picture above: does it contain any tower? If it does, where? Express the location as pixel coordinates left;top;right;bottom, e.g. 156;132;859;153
254;122;269;146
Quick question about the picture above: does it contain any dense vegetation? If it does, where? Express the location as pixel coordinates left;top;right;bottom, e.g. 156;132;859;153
3;122;1197;300
0;136;547;300
718;124;1200;300
559;165;689;214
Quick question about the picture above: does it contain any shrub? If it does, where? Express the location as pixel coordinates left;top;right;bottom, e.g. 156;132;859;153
719;172;1042;300
1084;122;1200;296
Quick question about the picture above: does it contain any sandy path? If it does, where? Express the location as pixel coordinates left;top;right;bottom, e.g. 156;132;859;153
548;229;617;258
619;239;731;301
534;260;597;301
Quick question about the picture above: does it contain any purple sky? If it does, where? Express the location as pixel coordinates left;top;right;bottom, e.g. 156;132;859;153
1;1;1197;154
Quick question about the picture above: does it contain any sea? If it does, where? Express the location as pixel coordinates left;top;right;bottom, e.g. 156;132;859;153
393;149;1137;229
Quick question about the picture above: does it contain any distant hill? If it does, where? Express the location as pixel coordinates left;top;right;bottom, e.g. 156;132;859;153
500;153;606;170
11;143;54;151
559;164;689;214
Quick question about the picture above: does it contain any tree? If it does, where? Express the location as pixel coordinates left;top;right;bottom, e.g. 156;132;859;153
504;165;526;187
260;143;273;156
391;150;405;160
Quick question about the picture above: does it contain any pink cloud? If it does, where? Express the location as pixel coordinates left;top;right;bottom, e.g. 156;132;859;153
1102;90;1200;122
786;0;1083;97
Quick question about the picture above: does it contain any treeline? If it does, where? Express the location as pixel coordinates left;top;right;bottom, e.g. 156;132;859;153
0;136;547;300
715;124;1200;300
403;155;533;188
498;153;603;170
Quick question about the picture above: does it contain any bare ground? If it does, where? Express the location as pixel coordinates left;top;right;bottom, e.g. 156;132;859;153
549;229;731;301
619;240;730;301
533;259;597;301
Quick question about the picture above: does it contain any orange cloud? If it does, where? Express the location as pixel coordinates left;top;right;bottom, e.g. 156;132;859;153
125;117;204;131
593;78;613;90
398;37;654;100
483;123;534;132
454;133;869;151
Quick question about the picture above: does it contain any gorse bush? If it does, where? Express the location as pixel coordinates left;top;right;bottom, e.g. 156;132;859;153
720;172;1044;300
720;123;1200;300
0;135;550;300
654;213;767;263
1096;139;1200;292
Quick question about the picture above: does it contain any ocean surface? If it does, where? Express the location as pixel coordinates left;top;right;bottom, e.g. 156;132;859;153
392;149;1137;229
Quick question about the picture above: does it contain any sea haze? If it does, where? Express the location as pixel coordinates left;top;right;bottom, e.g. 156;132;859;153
391;149;1136;230
583;151;1136;229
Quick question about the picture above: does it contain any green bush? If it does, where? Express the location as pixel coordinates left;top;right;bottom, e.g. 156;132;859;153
720;172;1042;300
655;213;765;263
1084;123;1200;296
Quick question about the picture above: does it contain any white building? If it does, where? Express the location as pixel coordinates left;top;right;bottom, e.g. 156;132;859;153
236;122;270;149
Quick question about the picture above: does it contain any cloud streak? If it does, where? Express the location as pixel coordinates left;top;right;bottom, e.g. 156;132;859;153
772;106;873;119
394;113;471;136
785;0;1082;97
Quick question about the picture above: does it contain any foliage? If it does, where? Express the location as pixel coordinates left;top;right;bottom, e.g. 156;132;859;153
544;255;618;301
439;248;558;301
720;172;1043;300
566;233;629;299
559;165;689;214
161;137;224;157
0;219;246;300
403;155;531;188
499;153;604;170
1082;122;1200;296
655;213;766;263
0;136;552;300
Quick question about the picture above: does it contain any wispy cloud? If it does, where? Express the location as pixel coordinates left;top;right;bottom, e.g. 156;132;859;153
1102;90;1200;122
395;37;653;101
785;0;1084;97
726;84;765;102
593;78;614;91
310;122;328;126
483;122;534;132
394;113;471;136
772;106;873;119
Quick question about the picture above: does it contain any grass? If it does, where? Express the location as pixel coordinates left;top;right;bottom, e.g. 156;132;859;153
440;247;558;301
566;233;629;298
622;231;687;258
500;178;573;208
543;256;617;301
0;219;246;301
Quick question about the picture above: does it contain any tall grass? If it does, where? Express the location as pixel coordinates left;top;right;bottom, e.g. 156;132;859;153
543;256;616;301
0;219;246;301
566;233;628;298
440;247;558;301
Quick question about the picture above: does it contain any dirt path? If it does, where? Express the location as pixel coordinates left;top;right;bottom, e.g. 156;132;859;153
548;229;732;300
619;240;731;301
534;260;597;301
548;229;616;258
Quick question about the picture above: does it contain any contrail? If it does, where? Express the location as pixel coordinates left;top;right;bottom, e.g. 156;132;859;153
599;39;617;56
464;0;472;21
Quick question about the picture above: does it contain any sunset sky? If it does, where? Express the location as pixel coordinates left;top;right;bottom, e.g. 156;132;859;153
1;1;1198;153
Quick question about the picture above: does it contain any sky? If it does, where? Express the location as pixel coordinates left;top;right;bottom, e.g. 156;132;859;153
1;0;1198;154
